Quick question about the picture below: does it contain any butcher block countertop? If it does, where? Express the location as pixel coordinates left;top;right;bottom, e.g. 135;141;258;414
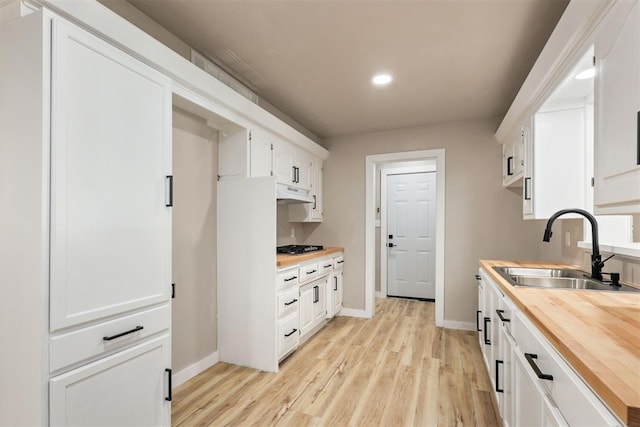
277;247;344;267
480;260;640;426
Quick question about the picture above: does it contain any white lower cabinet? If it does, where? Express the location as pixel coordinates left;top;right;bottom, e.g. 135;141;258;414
300;277;326;338
50;334;171;426
278;312;299;359
478;268;622;427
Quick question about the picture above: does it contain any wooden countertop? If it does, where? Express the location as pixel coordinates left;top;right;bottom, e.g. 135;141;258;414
480;260;640;426
277;247;344;267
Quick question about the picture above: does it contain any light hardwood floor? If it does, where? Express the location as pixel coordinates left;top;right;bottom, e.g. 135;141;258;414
172;298;500;426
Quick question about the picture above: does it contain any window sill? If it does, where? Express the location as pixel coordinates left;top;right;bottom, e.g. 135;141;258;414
577;241;640;259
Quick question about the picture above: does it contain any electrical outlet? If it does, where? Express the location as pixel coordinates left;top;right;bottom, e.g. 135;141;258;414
565;231;571;247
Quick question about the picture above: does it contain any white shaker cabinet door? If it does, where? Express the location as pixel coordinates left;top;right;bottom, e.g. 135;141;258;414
50;334;171;427
594;0;640;214
49;19;172;331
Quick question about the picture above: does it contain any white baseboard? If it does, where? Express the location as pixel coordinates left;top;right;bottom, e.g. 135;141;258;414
375;291;384;298
443;320;476;331
338;308;370;318
172;351;219;388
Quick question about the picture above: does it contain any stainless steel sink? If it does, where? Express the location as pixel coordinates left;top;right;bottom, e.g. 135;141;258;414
493;266;640;293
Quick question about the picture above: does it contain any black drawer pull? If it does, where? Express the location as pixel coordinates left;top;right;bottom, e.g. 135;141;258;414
165;368;172;401
483;317;491;345
525;353;553;381
306;269;317;275
475;274;481;280
496;309;510;322
337;260;344;264
324;264;332;268
103;326;143;341
476;310;482;332
495;360;504;393
284;299;298;306
284;276;298;282
284;328;298;337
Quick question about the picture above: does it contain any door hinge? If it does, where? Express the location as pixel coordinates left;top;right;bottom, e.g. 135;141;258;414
270;143;274;151
249;130;252;141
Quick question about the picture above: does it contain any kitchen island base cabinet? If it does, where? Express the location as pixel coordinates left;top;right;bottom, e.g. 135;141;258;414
50;334;171;426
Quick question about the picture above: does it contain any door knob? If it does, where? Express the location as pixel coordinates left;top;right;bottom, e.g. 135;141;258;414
388;243;396;248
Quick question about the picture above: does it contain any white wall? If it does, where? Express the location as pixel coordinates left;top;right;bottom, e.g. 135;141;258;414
307;119;548;324
172;108;218;372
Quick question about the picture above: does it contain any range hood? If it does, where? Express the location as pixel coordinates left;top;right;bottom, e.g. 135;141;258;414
276;183;313;204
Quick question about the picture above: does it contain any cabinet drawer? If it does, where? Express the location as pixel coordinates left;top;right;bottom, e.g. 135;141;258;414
277;286;299;319
333;254;344;271
278;312;299;359
319;258;334;276
512;311;620;426
299;262;319;283
50;303;170;373
277;267;299;290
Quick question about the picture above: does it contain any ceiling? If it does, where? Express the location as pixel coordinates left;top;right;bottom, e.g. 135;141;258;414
122;0;568;139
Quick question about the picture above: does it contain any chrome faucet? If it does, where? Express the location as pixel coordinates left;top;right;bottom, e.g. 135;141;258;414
542;209;606;281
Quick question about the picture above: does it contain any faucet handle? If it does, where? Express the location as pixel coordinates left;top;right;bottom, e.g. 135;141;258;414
602;254;615;264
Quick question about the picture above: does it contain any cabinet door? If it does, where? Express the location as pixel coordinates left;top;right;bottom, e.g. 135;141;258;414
499;325;515;427
522;115;534;216
49;20;171;331
311;159;323;220
50;334;171;426
335;270;343;314
502;141;515;185
313;280;327;323
273;139;294;184
299;283;315;337
513;348;544;426
249;128;273;178
295;151;312;191
594;0;640;214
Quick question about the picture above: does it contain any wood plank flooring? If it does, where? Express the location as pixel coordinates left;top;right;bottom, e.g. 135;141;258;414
172;298;500;426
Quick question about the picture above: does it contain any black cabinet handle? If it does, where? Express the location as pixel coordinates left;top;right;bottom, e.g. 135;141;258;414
284;299;298;306
334;276;338;291
524;177;531;200
525;353;553;381
495;360;504;393
166;175;173;207
165;368;172;401
313;195;317;209
337;260;344;264
324;264;332;268
284;276;298;282
476;310;482;332
496;309;510;323
103;326;143;341
306;269;317;275
507;156;514;176
483;317;491;345
171;283;175;299
284;328;298;337
475;274;481;280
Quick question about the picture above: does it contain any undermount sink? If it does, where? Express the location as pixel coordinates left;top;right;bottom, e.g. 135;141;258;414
493;266;640;293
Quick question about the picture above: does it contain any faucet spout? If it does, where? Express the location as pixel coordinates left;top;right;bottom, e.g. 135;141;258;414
543;209;602;280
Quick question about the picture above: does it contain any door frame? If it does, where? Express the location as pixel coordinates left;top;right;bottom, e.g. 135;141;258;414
380;164;437;300
365;149;445;326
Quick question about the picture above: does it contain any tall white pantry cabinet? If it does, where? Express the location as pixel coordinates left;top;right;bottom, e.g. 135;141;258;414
0;10;172;426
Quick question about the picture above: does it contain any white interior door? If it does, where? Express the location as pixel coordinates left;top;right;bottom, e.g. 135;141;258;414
387;172;436;299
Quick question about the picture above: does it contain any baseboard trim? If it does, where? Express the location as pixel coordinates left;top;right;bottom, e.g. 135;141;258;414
338;308;370;318
443;320;476;331
172;351;219;388
375;291;384;298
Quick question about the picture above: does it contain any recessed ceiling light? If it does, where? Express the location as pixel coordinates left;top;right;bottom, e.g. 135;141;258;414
575;68;595;80
372;73;393;86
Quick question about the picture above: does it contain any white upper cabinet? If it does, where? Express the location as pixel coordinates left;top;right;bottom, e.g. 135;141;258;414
49;19;172;331
594;0;640;214
289;157;323;222
502;128;524;187
273;137;313;191
218;127;273;178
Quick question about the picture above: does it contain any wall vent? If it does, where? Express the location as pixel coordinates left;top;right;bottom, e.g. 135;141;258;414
191;49;259;105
